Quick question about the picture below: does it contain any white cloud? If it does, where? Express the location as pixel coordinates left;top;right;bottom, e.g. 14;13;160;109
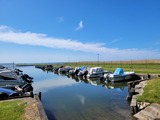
0;25;104;53
0;25;160;61
75;20;84;31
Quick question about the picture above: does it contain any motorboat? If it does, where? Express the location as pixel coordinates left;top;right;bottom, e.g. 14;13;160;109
0;68;32;87
0;70;25;88
69;67;80;76
0;83;33;99
107;68;135;82
77;66;88;78
0;69;21;80
87;67;104;79
0;78;25;88
58;66;73;74
0;65;5;70
53;65;64;73
0;87;18;98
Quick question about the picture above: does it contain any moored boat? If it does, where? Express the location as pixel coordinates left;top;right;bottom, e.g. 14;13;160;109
107;68;135;82
0;67;33;87
87;67;104;79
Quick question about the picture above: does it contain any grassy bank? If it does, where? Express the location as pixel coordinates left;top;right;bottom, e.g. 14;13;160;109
16;59;160;74
0;100;25;120
55;61;160;74
136;78;160;104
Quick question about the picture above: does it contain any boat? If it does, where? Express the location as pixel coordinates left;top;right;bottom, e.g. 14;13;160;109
0;69;21;80
0;69;32;87
0;83;33;99
0;79;25;88
0;65;5;70
58;66;73;74
68;67;80;76
0;69;24;87
87;67;104;79
107;68;135;82
0;87;19;97
77;66;88;77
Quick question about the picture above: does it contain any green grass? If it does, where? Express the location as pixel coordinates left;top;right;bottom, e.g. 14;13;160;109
136;78;160;104
53;62;160;74
0;100;25;120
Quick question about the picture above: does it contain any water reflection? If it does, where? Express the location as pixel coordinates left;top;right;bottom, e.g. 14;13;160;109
33;77;79;92
76;94;85;105
16;66;131;120
67;74;128;90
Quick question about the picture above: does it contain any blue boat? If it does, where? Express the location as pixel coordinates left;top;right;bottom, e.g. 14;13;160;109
0;87;19;97
108;68;135;82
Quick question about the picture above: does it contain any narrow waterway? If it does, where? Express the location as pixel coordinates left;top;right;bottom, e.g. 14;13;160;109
15;66;131;120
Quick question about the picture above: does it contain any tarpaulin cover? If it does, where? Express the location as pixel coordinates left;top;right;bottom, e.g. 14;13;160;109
113;68;124;75
0;87;17;96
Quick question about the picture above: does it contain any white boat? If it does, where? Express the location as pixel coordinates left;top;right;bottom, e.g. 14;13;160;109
87;67;104;79
108;68;135;82
0;69;25;87
0;79;25;88
0;69;21;80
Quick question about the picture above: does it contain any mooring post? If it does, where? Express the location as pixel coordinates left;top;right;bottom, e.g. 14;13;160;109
30;91;34;98
39;92;42;101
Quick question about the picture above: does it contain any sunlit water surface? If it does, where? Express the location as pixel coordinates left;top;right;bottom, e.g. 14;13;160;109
5;65;131;120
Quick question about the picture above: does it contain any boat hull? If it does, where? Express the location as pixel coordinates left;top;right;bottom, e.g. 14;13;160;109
0;79;25;88
109;73;135;82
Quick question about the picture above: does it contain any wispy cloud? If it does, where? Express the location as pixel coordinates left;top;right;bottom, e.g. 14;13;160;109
111;38;121;43
75;20;84;31
0;25;160;60
0;25;104;53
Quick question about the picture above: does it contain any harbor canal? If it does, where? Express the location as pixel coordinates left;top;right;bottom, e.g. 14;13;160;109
16;66;131;120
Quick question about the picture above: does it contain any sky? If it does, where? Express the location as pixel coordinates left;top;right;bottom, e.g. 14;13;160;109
0;0;160;63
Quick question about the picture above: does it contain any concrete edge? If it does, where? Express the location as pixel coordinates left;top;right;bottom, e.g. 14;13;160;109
34;95;48;120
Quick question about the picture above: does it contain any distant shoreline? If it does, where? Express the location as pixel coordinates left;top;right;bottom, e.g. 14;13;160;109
14;59;160;66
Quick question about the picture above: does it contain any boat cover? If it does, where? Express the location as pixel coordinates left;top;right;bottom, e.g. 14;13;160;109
0;65;5;69
80;66;85;71
113;68;124;75
0;87;17;96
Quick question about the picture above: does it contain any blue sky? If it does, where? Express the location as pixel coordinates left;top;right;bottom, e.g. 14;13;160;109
0;0;160;63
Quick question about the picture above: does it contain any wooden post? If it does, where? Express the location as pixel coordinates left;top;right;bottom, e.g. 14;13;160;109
39;92;42;101
30;91;34;98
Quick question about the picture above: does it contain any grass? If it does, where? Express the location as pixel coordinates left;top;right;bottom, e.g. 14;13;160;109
53;62;160;74
136;78;160;104
0;100;25;120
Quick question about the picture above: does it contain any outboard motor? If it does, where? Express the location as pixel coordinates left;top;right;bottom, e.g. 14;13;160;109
73;68;80;76
21;74;33;83
21;83;33;93
15;68;23;75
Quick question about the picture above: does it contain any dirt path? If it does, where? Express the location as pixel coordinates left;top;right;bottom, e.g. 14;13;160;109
22;97;40;120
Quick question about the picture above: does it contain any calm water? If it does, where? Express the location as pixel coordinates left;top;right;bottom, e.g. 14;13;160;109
9;65;131;120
